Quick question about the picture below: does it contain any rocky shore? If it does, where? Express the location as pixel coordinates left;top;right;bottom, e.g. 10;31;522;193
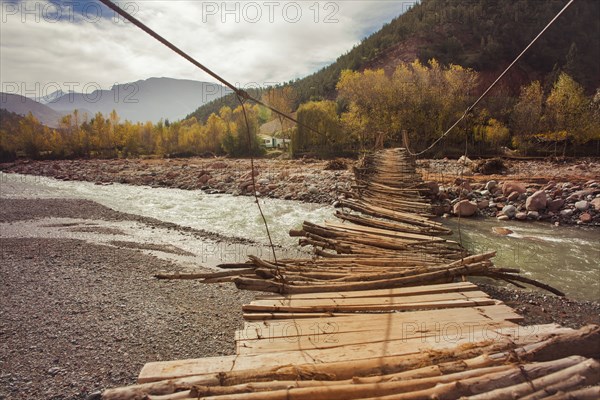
1;156;599;225
423;158;600;226
0;157;353;204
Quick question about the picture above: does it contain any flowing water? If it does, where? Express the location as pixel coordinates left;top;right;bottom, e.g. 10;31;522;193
1;172;598;301
445;218;599;301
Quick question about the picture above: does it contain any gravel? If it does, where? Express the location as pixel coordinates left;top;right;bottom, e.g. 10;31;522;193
0;199;255;400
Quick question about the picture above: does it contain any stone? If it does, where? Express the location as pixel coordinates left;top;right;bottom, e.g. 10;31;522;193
560;209;574;218
308;186;319;194
502;181;526;196
591;198;600;211
424;181;439;195
502;205;517;218
477;199;489;209
458;155;473;165
485;180;498;191
575;200;589;211
515;212;527;220
497;215;510;221
580;213;592;223
527;211;539;219
198;174;211;184
257;178;270;185
526;190;548;211
492;227;513;235
547;198;565;212
507;191;520;202
479;190;491;197
453;200;478;217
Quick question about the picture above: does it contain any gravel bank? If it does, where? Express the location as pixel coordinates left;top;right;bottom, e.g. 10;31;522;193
0;199;255;400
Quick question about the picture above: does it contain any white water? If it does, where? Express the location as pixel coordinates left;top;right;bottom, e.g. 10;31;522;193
0;173;333;247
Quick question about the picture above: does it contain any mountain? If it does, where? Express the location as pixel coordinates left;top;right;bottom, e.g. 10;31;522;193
189;0;599;122
0;93;64;128
46;77;232;123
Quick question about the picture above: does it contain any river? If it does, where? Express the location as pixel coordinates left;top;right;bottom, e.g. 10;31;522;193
1;172;598;301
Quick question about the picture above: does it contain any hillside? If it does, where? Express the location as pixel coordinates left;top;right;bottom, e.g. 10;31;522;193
0;93;63;128
189;0;599;123
47;77;232;124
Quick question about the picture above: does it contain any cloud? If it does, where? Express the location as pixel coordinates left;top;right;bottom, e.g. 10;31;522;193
1;0;416;98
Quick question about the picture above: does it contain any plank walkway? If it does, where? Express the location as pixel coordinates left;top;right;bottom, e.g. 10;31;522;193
103;149;599;399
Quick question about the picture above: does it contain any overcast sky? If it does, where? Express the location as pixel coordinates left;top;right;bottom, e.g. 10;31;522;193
0;0;416;98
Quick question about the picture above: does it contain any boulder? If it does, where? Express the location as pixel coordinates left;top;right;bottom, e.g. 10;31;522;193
453;200;478;217
575;200;589;211
580;213;592;223
485;180;498;191
547;198;565;212
502;181;526;196
507;191;520;202
515;212;527;220
198;174;211;184
591;198;600;211
477;199;490;209
527;211;540;219
492;227;513;236
497;215;510;221
526;190;548;211
502;205;517;218
560;209;574;218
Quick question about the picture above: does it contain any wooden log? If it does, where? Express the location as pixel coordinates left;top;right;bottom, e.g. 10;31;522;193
103;325;594;398
538;386;600;400
194;357;585;400
466;358;600;400
154;268;255;280
234;262;489;294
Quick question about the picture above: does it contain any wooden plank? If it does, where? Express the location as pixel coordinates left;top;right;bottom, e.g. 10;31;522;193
254;282;478;301
242;297;496;313
241;303;525;323
235;319;518;355
237;304;521;341
138;324;570;383
245;290;490;311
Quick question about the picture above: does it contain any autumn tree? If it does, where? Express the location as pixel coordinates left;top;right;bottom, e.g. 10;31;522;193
546;73;591;155
337;60;477;151
262;87;297;139
292;100;348;157
511;81;544;149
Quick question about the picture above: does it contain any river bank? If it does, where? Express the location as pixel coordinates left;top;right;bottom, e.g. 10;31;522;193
1;156;599;225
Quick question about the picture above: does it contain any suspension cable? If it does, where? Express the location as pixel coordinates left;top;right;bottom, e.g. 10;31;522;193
98;0;327;139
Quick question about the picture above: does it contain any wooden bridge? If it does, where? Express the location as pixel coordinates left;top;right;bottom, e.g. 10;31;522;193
104;149;599;400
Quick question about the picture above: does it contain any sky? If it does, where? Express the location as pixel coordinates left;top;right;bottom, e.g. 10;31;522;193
0;0;417;99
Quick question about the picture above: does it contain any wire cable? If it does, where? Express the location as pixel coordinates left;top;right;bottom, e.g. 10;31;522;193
405;0;576;157
97;0;327;139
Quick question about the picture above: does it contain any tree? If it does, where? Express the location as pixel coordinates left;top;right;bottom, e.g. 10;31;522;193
546;73;590;155
292;101;348;157
262;87;297;140
511;81;544;148
337;60;477;152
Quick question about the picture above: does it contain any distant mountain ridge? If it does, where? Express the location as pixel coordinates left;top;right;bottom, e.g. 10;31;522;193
0;93;63;128
46;77;232;123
